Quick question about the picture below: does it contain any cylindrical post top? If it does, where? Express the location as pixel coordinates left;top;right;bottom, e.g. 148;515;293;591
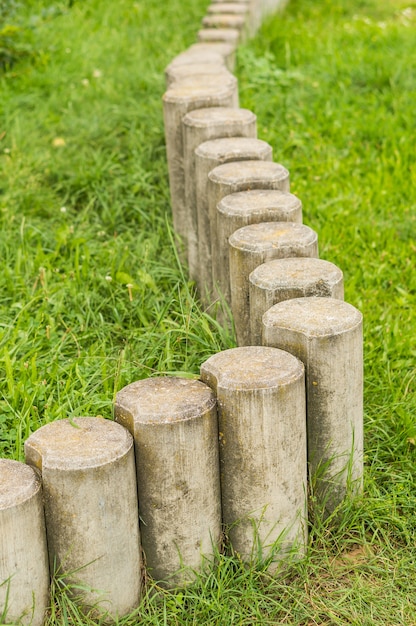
229;222;317;252
250;257;343;292
201;346;304;390
166;51;225;71
207;3;249;14
116;377;216;424
263;296;363;338
24;417;133;471
163;74;237;104
187;41;236;59
0;459;40;509
183;107;256;129
217;189;301;218
167;63;233;87
197;28;240;45
208;160;289;186
196;137;272;161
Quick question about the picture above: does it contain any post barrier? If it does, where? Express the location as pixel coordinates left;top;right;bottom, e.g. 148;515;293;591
195;139;274;301
165;52;226;88
201;15;248;41
214;189;302;311
114;376;222;587
183;42;237;70
163;75;239;255
166;63;233;89
262;297;364;513
249;257;344;345
0;459;50;626
200;346;307;569
183;107;257;282
25;417;141;619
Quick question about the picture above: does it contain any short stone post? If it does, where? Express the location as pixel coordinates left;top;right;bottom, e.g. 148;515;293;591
163;75;238;255
229;222;318;345
215;189;303;311
182;107;257;282
262;297;364;513
25;417;141;619
209;0;262;35
200;347;307;568
0;460;50;626
195;140;273;301
197;28;241;47
185;42;237;71
114;376;221;587
250;257;344;345
202;14;248;41
166;62;233;89
165;52;226;88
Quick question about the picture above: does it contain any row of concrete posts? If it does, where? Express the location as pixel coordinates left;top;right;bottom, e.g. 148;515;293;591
0;0;364;623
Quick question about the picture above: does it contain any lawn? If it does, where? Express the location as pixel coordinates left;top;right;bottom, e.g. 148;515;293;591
1;0;415;623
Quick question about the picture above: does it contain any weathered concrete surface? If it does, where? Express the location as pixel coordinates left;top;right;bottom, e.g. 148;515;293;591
163;75;238;256
183;107;257;285
262;297;364;513
200;347;307;568
0;459;50;626
215;189;302;310
185;42;237;71
166;62;233;89
250;257;344;344
229;221;318;345
197;28;241;46
202;14;247;41
165;52;226;88
25;417;141;619
114;376;221;587
195;139;273;302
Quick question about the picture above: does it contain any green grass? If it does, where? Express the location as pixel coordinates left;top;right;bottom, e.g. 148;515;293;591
1;0;416;623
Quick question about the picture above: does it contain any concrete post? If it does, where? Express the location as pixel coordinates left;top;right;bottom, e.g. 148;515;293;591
0;460;49;626
229;222;319;346
114;376;221;588
182;108;257;283
207;3;250;14
163;75;238;256
166;61;231;89
262;297;364;513
200;347;307;568
215;189;303;311
185;42;237;71
165;52;226;88
197;28;241;46
209;0;262;34
206;161;290;310
25;417;141;619
250;257;344;345
195;139;273;302
202;15;247;41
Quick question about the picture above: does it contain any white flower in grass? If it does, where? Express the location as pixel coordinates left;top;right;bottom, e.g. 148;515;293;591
105;275;112;282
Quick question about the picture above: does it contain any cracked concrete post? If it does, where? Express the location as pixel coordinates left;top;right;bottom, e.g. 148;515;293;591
249;257;344;345
195;139;273;302
229;221;318;345
25;417;141;619
163;75;238;259
200;346;307;569
0;460;49;626
182;108;257;284
262;297;364;513
114;376;221;588
215;189;302;312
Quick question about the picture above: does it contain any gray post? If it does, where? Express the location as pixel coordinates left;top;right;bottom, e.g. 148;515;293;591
163;75;238;256
202;15;247;41
197;28;241;46
262;297;364;513
182;108;257;283
200;346;307;569
195;139;273;301
215;189;302;311
0;460;49;626
185;42;237;71
114;376;221;588
25;417;141;619
165;52;226;88
166;62;232;90
209;0;262;35
229;222;319;346
250;257;344;345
